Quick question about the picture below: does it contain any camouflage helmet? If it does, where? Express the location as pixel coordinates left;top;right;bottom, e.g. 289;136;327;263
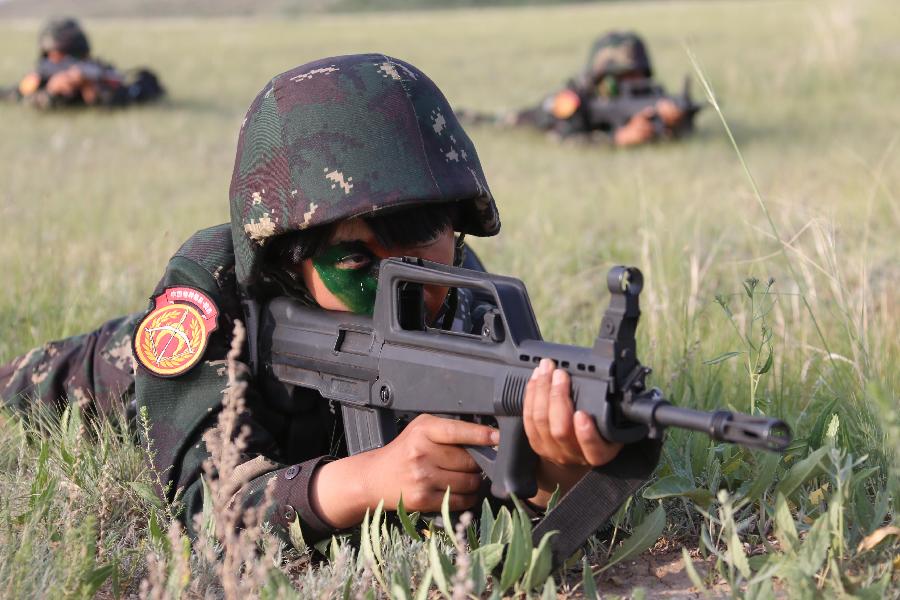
39;18;90;60
230;53;500;287
584;31;652;83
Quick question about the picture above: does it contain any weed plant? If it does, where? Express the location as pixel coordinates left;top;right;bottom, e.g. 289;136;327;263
0;0;898;597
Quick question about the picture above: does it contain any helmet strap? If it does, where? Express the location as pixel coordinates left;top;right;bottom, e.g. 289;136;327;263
453;232;467;267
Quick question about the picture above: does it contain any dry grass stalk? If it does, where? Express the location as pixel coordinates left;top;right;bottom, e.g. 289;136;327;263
198;319;280;599
450;512;474;600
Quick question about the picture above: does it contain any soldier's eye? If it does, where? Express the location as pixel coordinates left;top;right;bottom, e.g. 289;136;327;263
336;252;372;270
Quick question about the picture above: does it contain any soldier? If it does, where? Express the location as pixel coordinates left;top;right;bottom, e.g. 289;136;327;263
6;17;164;109
0;54;621;543
462;31;694;147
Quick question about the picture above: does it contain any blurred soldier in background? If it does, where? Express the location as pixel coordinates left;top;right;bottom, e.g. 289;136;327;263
461;31;701;147
3;17;165;109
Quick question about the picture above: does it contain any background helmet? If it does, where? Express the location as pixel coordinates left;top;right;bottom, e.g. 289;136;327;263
584;31;653;84
229;53;501;288
39;17;90;59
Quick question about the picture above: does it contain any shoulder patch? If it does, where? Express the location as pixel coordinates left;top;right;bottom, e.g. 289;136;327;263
133;287;220;378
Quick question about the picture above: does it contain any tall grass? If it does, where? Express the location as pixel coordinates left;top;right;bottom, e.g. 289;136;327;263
0;0;898;596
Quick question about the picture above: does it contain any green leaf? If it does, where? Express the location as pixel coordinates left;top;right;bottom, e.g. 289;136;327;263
774;445;828;499
796;511;830;577
581;557;599;600
471;543;504;574
390;574;411;600
806;398;838;449
428;536;452;596
288;514;306;552
80;564;114;597
754;348;774;374
440;487;456;546
545;484;561;512
744;577;775;600
726;520;751;578
509;494;533;541
147;510;167;551
491;507;512;545
743;278;759;298
643;475;714;505
327;535;341;562
370;499;384;565
359;508;375;566
746;554;782;586
413;569;432;600
773;493;798;553
740;452;780;505
199;475;216;542
853;569;892;600
703;351;743;366
471;548;487;596
479;497;495;547
397;495;422;541
523;531;557;591
498;511;531;593
599;503;666;572
540;576;557;600
681;548;707;596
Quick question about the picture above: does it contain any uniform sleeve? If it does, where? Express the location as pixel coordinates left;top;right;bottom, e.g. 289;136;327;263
0;314;138;417
135;254;340;544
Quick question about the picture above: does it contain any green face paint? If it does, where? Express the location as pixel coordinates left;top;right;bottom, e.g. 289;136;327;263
312;242;379;315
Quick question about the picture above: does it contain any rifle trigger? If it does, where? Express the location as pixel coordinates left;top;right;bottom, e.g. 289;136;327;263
465;445;497;481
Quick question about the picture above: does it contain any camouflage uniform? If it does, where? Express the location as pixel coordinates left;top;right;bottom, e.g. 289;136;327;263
511;31;654;137
1;54;500;544
0;315;138;416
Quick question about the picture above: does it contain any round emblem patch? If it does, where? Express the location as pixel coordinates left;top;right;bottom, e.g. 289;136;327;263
133;287;219;377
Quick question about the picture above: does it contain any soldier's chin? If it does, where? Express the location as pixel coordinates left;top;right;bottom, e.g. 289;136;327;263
424;285;451;323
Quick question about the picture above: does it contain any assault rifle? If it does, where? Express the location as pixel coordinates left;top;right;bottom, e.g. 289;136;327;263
35;56;123;87
581;75;703;135
257;258;790;567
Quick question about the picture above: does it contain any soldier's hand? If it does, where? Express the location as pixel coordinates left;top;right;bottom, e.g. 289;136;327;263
614;107;656;147
656;98;685;128
45;66;84;97
523;358;623;505
311;414;496;528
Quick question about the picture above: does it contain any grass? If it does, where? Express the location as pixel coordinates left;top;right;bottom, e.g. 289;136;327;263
0;0;898;597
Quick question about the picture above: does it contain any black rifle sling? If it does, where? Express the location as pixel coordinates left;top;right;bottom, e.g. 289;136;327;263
532;437;662;570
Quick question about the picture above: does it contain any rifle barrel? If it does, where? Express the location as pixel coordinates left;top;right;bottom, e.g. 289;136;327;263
623;393;791;452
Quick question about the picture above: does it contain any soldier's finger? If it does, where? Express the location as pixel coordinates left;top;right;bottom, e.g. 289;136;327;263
434;470;484;495
523;371;544;449
530;359;554;437
425;416;499;447
448;493;481;512
434;446;481;473
548;368;576;443
574;410;623;466
548;369;586;463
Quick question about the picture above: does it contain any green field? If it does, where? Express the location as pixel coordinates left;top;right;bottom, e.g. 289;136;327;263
1;1;898;597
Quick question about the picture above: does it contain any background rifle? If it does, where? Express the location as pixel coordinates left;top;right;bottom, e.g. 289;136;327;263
581;75;703;135
258;258;790;567
34;56;124;87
